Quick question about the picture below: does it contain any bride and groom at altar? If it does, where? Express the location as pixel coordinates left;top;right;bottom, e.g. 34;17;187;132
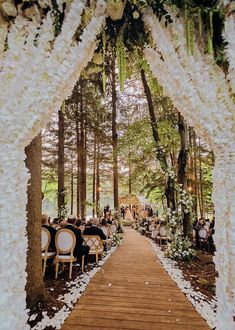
121;205;137;221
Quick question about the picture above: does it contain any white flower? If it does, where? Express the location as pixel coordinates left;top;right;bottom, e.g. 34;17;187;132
133;10;139;19
107;0;125;21
0;1;17;17
92;52;103;65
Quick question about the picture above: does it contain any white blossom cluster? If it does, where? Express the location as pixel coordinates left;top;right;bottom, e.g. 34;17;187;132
223;1;235;92
0;1;106;329
166;236;196;261
142;7;235;330
175;183;193;214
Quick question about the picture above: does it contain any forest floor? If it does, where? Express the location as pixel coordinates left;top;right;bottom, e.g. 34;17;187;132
28;262;94;329
177;251;216;301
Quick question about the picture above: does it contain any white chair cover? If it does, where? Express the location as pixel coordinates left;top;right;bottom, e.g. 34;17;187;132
198;228;207;239
41;228;50;251
151;229;158;239
110;224;117;234
159;226;167;237
57;231;74;251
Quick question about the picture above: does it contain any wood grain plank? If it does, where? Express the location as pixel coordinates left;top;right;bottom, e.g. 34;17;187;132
61;228;210;330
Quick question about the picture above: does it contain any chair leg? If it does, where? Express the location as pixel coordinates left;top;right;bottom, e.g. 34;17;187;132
43;258;47;277
96;252;98;264
69;262;73;279
55;260;59;279
81;256;84;273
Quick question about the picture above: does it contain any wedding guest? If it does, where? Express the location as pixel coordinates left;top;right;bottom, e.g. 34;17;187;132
42;214;56;251
64;215;89;264
100;218;110;237
120;205;125;219
83;218;107;240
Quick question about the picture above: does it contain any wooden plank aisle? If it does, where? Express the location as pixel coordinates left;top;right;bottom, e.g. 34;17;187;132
61;228;210;330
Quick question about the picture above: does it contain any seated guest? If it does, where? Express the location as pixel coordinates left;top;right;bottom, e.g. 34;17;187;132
100;218;110;237
83;218;107;240
51;217;60;230
42;214;56;251
76;219;85;233
59;220;67;228
64;215;90;264
75;219;82;228
107;217;112;225
85;218;93;227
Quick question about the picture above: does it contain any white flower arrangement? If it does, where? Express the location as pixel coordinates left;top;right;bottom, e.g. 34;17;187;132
166;237;196;261
142;6;235;329
0;1;106;329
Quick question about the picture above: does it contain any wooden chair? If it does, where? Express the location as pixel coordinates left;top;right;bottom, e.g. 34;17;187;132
198;228;208;250
55;229;78;279
110;224;117;235
83;235;104;263
147;223;155;237
157;226;170;245
151;228;159;241
192;228;197;246
41;227;56;277
100;226;109;237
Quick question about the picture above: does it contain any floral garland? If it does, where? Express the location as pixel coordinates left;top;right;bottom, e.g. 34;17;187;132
0;1;106;329
142;7;235;329
223;1;235;93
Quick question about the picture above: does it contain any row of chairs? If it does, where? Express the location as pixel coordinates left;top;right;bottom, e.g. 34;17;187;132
142;225;171;245
42;228;104;279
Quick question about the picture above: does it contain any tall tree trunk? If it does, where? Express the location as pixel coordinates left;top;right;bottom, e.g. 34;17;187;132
25;133;47;308
92;132;97;217
76;83;81;218
141;69;175;210
58;106;65;216
128;150;132;194
198;137;204;218
96;142;100;216
111;56;119;209
192;129;199;218
70;158;74;215
177;112;190;237
80;80;87;219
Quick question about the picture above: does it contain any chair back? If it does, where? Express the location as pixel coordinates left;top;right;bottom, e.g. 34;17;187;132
151;228;158;239
159;226;167;237
41;227;51;252
149;224;155;231
198;228;207;239
100;226;108;237
55;229;76;255
83;235;103;252
204;225;210;231
110;224;117;234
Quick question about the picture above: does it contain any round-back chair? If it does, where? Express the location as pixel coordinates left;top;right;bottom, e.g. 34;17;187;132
55;229;77;279
41;227;56;277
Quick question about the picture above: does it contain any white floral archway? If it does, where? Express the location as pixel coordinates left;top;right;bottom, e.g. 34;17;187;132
0;0;234;329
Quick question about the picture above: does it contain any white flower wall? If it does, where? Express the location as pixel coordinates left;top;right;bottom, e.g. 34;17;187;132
0;1;106;329
223;0;235;93
142;7;235;330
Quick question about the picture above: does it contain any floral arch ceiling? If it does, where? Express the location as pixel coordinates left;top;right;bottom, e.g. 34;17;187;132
0;0;234;329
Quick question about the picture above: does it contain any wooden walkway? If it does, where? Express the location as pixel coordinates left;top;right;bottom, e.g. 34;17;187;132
62;228;210;330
